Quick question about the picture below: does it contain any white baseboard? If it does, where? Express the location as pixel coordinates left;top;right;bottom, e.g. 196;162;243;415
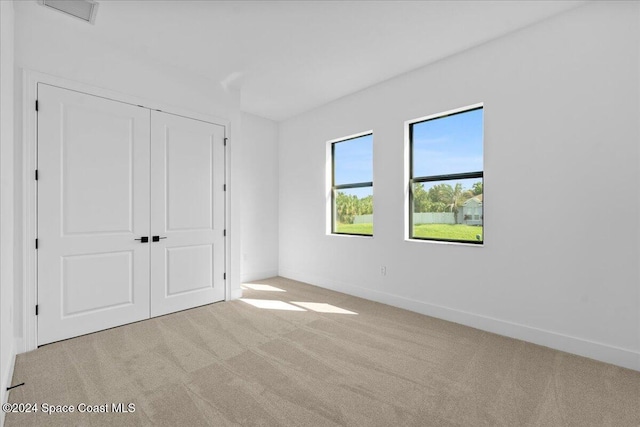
240;270;279;284
1;341;16;427
230;288;243;300
279;268;640;372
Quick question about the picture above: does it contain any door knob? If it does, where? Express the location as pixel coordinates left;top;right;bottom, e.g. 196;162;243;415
134;236;149;243
152;236;167;242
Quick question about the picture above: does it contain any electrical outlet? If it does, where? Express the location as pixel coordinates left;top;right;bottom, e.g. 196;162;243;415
380;266;386;276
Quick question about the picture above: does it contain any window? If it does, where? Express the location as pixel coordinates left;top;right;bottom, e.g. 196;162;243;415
331;133;373;236
409;105;483;244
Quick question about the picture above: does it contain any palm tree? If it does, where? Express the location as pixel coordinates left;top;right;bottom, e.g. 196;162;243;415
448;183;464;223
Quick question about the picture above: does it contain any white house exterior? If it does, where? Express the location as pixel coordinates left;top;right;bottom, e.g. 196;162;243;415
461;195;483;226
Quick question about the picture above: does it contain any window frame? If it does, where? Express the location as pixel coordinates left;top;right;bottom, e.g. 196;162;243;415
408;104;484;245
329;132;374;237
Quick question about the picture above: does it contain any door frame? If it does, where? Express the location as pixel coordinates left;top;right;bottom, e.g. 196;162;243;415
22;70;232;352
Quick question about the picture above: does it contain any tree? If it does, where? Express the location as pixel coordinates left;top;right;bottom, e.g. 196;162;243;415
335;192;372;224
411;181;481;224
447;183;465;223
447;183;458;212
412;183;432;213
336;192;357;224
427;184;454;212
358;195;373;215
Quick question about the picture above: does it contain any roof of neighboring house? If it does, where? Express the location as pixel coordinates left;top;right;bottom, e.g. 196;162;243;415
463;194;483;205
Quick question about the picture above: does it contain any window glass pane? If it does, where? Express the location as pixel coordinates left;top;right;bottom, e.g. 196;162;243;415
412;178;483;243
334;186;373;235
412;108;483;177
334;134;373;185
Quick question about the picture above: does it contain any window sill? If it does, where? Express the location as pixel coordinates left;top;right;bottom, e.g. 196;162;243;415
328;233;374;239
405;238;483;247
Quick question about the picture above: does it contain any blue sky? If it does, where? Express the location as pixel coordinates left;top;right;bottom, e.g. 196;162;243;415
412;108;483;177
333;108;482;198
333;134;373;186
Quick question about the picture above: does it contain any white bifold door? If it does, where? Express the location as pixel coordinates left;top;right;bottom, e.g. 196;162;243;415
37;84;225;346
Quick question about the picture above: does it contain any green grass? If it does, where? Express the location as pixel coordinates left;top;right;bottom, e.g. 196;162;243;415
335;222;483;242
413;223;483;242
335;223;373;235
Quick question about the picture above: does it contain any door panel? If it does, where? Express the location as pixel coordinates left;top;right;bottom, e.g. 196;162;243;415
166;244;213;296
62;251;134;316
62;104;135;235
165;126;213;231
150;111;225;317
37;84;151;345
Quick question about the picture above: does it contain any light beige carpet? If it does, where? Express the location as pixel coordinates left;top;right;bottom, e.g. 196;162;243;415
5;276;640;426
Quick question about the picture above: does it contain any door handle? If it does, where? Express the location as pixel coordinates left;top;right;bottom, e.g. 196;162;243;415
152;236;167;242
135;236;149;243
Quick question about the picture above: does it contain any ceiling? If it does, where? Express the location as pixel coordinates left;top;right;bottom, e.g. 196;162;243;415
27;0;584;121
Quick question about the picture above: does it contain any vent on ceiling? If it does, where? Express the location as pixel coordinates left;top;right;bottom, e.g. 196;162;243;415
38;0;99;24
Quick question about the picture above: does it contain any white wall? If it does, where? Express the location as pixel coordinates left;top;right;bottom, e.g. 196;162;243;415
240;113;279;283
12;2;243;351
279;1;640;371
0;0;15;420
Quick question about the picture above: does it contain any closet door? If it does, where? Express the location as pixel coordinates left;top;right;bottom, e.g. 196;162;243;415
37;84;151;345
150;111;225;317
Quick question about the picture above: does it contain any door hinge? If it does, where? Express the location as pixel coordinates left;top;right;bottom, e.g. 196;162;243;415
35;170;38;181
223;273;226;280
223;184;226;191
35;100;38;111
224;137;228;146
35;239;38;249
35;305;39;316
223;229;226;237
